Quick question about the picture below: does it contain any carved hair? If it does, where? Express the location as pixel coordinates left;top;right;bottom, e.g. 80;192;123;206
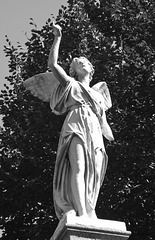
69;57;94;82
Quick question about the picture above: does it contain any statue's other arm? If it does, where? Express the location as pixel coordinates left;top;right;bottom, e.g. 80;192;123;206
48;23;72;87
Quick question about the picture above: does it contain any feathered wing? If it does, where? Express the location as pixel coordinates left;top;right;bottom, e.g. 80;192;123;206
23;72;60;102
92;82;114;141
92;81;112;111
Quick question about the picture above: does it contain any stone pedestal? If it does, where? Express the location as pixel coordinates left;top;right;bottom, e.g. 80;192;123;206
50;216;131;240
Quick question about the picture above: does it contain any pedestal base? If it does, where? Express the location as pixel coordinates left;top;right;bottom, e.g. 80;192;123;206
50;216;131;240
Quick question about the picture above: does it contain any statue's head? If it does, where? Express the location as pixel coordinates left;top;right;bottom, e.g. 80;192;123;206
69;57;94;82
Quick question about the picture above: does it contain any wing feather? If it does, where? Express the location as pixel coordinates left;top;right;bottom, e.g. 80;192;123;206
92;82;112;110
23;72;60;102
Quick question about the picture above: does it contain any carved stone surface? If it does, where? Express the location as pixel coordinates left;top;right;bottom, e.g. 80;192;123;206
50;217;131;240
60;227;130;240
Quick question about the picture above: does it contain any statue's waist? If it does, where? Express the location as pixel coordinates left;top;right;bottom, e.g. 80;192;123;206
69;103;91;112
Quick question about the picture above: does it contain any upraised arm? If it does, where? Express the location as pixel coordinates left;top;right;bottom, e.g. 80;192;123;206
48;23;72;87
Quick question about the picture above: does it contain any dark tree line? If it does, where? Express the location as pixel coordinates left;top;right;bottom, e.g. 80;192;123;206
0;0;155;239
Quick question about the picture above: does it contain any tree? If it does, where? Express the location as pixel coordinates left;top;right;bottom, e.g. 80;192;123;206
0;0;155;239
83;0;155;239
0;16;63;240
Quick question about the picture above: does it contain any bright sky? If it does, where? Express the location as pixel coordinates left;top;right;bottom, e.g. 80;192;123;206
0;0;68;92
0;0;67;128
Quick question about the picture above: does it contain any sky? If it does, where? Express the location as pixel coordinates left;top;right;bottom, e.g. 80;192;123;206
0;0;68;92
0;0;68;128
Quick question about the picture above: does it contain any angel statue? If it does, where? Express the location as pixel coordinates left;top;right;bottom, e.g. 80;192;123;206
23;22;114;233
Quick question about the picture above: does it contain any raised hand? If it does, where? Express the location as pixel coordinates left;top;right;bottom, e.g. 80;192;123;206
52;22;62;37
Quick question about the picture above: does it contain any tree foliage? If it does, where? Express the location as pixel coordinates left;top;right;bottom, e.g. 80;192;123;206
0;0;155;239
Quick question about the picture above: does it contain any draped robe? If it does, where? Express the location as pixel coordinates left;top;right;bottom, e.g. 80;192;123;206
49;78;113;219
23;73;114;220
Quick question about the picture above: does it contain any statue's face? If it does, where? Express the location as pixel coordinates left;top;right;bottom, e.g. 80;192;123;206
74;57;92;76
